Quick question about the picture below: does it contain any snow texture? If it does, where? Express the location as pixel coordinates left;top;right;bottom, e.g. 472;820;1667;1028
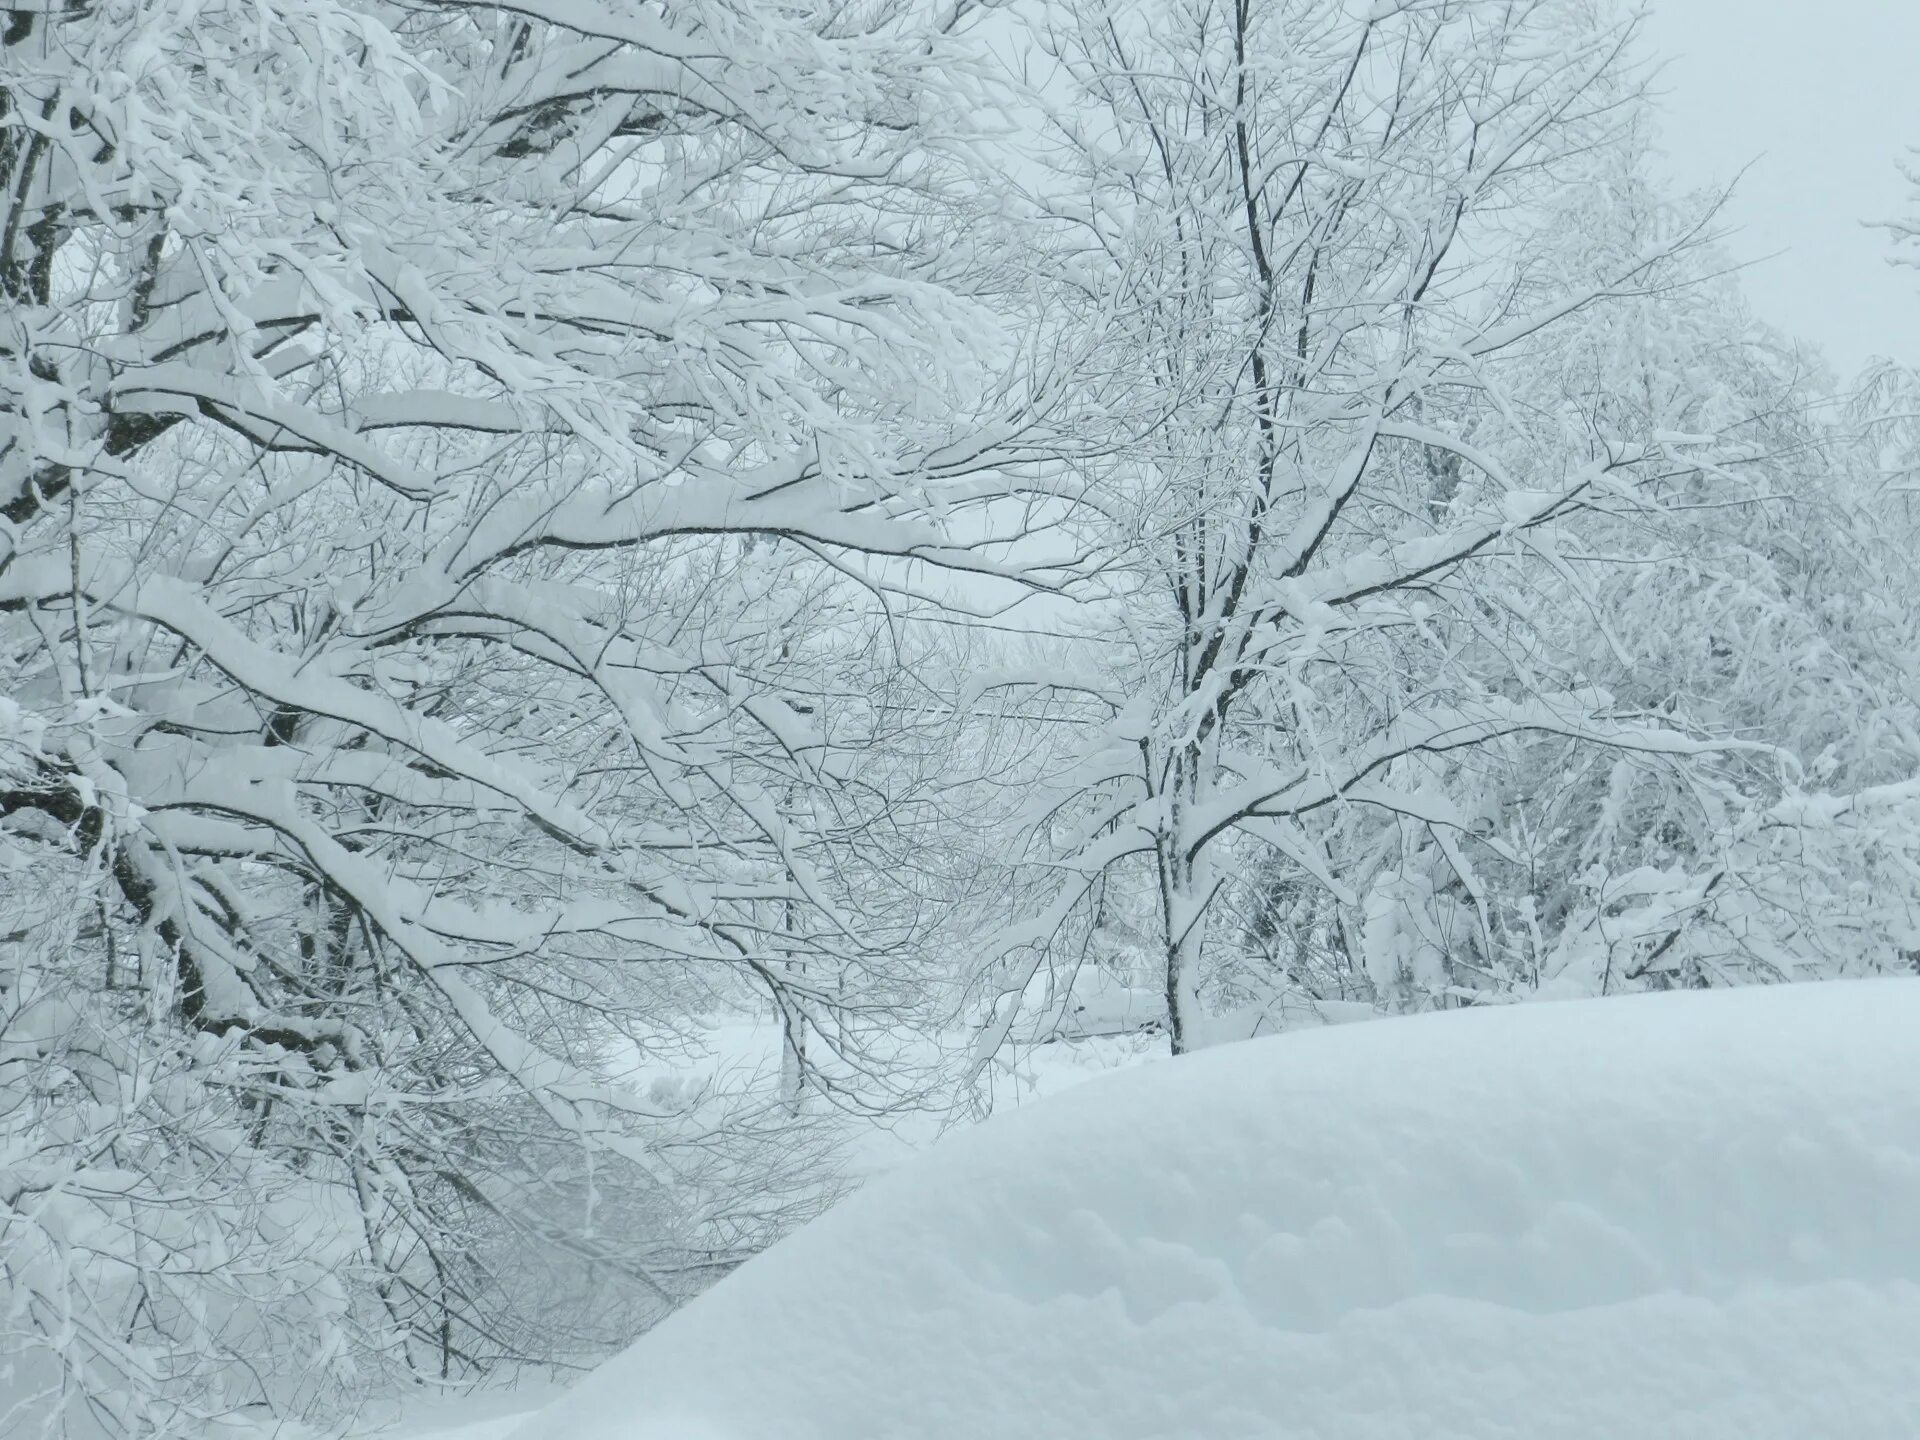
510;980;1920;1440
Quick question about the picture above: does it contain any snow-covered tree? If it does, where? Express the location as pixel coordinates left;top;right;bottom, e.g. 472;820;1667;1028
971;0;1744;1054
1;0;1083;1430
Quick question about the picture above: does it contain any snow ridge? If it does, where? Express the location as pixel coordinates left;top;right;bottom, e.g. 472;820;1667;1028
511;980;1920;1440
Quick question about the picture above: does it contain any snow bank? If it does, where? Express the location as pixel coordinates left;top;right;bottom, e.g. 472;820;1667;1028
509;980;1920;1440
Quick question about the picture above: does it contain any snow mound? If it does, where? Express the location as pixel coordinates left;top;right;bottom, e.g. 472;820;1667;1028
511;981;1920;1440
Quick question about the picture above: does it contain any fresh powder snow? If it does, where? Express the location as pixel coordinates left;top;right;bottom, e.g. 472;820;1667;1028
508;980;1920;1440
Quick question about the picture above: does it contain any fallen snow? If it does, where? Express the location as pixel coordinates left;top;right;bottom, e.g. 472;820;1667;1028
508;979;1920;1440
401;1411;545;1440
391;1418;528;1440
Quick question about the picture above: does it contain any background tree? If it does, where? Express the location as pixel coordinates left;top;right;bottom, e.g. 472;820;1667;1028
973;0;1744;1055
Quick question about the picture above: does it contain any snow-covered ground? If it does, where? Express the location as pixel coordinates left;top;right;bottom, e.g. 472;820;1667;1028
378;1399;554;1440
343;1020;1165;1440
499;979;1920;1440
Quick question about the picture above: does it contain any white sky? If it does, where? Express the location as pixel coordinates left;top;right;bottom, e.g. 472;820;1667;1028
1640;0;1920;378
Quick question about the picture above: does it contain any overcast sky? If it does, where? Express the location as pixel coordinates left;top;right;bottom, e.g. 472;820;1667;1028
1640;0;1920;378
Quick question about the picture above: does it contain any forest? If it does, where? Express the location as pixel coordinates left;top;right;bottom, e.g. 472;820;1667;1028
3;0;1918;1433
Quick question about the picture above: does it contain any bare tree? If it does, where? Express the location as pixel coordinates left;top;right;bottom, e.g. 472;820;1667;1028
973;0;1743;1054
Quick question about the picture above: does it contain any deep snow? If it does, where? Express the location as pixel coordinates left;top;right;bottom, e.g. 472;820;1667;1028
506;979;1920;1440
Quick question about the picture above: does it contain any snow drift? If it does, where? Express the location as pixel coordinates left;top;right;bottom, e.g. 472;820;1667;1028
510;980;1920;1439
